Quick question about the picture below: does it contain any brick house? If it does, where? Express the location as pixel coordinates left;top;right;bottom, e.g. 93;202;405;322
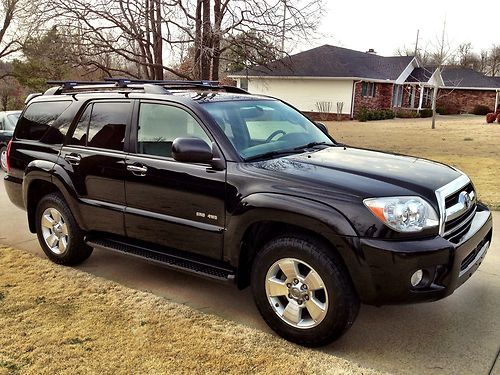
229;45;500;119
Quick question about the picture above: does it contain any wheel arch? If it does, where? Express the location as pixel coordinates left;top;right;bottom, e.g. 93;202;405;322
224;193;361;289
24;161;86;233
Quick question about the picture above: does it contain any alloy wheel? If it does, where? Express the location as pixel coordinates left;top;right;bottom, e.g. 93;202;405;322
265;257;329;329
40;207;69;255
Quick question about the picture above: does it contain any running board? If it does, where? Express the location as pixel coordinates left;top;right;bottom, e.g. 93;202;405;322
86;237;236;283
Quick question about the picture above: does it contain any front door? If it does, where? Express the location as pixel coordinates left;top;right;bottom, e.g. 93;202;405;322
124;101;226;260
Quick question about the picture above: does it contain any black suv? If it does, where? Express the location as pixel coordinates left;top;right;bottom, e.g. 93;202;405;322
4;80;493;347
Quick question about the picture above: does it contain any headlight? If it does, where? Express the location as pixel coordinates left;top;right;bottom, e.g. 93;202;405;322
363;196;439;232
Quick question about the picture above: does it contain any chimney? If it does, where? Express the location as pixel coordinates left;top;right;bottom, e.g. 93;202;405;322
366;48;377;55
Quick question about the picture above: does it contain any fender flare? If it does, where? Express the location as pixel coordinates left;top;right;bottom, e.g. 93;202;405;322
224;192;359;268
23;161;87;232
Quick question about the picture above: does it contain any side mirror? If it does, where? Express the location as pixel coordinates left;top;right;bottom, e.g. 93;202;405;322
315;122;329;135
172;137;213;163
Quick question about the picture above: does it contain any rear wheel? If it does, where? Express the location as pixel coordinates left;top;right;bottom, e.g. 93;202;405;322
251;235;359;347
0;146;7;172
35;193;93;265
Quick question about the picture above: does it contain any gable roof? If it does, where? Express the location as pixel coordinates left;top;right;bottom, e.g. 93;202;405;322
406;66;500;89
232;45;414;81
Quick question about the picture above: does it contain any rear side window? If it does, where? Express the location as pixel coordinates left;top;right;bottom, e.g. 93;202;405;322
15;101;71;141
69;101;130;151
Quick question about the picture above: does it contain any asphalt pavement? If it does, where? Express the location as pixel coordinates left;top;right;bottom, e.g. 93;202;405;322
0;170;498;374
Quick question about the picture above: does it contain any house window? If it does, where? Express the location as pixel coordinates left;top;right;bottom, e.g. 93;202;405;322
361;82;376;97
239;78;248;91
423;87;432;107
392;85;404;107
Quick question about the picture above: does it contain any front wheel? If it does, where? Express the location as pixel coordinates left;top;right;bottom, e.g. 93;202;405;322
35;193;93;265
251;235;359;347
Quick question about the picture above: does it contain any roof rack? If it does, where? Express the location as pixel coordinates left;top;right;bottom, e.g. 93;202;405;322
43;78;249;97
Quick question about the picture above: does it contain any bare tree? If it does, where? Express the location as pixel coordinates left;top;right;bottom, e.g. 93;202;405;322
455;42;481;70
49;0;192;80
487;45;500;76
0;0;51;62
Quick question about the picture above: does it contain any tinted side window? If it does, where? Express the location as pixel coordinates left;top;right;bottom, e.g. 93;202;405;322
137;103;210;158
87;102;129;151
70;106;91;146
16;101;71;141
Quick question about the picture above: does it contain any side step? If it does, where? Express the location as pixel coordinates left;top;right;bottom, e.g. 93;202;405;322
86;237;236;283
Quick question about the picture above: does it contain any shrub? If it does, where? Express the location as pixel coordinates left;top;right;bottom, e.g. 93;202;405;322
356;108;396;122
384;109;395;119
436;104;461;115
497;114;500;124
472;104;492;115
357;107;368;122
420;108;433;118
395;109;420;118
486;113;497;123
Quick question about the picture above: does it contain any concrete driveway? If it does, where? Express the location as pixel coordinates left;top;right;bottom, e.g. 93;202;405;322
1;170;498;375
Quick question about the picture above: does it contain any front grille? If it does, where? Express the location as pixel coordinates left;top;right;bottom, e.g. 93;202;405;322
442;181;476;242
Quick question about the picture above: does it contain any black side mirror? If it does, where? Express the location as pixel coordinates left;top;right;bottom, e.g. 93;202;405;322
315;122;329;135
172;137;213;163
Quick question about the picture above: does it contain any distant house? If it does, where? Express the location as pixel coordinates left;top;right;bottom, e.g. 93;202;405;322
229;45;500;119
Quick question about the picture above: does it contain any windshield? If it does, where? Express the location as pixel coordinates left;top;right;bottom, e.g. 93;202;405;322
6;112;20;130
202;100;333;160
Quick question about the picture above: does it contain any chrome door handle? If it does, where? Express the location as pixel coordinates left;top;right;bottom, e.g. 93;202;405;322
127;164;148;176
64;154;81;165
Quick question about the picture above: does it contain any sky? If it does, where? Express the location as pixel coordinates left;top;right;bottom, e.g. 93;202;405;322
300;0;499;57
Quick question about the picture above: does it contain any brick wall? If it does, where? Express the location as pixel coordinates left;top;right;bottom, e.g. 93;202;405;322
353;82;393;117
437;89;497;113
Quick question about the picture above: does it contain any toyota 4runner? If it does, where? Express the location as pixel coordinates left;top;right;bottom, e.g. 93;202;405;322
4;79;493;347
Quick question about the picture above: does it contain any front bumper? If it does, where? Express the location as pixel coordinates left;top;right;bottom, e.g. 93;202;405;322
355;203;492;305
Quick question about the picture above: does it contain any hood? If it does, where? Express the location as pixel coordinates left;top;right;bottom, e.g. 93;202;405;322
249;146;462;204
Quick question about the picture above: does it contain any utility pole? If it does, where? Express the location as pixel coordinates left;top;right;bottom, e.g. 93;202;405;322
414;29;419;57
431;17;447;130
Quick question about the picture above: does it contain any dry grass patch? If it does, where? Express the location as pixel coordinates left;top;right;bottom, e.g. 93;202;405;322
0;247;380;375
326;115;500;209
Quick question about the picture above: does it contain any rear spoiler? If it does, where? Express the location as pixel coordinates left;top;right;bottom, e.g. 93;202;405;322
25;93;43;104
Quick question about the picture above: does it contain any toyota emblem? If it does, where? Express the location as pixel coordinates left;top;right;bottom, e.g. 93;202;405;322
458;191;471;209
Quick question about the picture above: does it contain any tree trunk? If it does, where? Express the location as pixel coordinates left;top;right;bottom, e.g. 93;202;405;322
194;0;203;79
211;0;222;81
431;85;438;129
201;0;212;80
152;0;163;80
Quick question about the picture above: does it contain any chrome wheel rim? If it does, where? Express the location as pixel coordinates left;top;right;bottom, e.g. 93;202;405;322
40;208;69;255
0;149;7;171
265;258;329;329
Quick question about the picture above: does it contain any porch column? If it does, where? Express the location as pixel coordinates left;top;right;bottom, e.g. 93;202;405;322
495;90;499;112
418;85;424;111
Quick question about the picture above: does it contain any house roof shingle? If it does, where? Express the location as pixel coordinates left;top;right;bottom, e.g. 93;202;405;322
441;67;500;88
233;45;414;81
405;66;500;89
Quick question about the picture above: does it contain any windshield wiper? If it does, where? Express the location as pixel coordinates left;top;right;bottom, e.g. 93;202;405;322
244;148;304;162
293;141;335;150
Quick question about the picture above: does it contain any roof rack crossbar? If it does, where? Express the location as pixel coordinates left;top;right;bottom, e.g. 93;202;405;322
43;78;248;96
103;77;220;86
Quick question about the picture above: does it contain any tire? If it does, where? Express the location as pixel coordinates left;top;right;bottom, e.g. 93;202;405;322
0;146;7;172
251;235;360;347
35;193;93;265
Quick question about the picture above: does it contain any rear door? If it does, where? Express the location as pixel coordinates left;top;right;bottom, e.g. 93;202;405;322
61;100;132;236
124;100;226;259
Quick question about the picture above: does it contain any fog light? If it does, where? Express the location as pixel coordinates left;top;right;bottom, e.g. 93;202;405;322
410;269;424;287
